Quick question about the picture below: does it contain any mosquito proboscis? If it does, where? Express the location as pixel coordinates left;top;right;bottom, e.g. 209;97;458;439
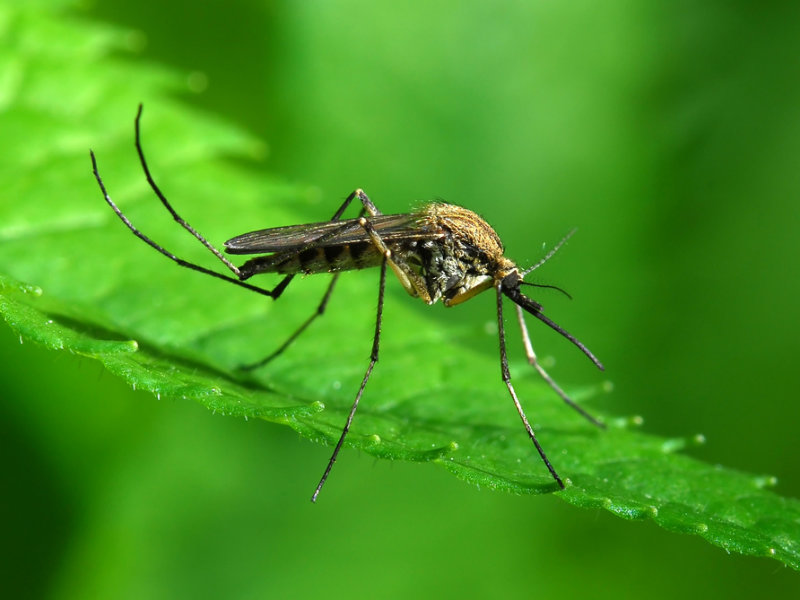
90;105;605;502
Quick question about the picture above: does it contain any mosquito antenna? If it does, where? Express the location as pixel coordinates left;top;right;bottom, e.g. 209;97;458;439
522;228;576;277
503;283;604;371
520;281;573;300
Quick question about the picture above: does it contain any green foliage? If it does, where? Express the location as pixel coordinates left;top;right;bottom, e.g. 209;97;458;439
3;267;800;569
2;2;799;590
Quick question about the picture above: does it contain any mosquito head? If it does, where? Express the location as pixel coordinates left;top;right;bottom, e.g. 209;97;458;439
500;270;604;371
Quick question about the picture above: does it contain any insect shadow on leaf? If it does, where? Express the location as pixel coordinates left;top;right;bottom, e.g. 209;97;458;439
90;105;605;502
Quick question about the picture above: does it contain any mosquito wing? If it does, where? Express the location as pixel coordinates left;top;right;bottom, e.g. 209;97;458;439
225;212;442;255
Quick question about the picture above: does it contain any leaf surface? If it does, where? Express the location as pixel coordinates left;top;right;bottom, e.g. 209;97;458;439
1;1;798;572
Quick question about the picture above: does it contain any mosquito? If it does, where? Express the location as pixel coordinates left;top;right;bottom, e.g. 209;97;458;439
90;105;605;502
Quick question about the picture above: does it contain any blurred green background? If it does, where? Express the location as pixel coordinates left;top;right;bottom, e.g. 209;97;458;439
2;0;799;597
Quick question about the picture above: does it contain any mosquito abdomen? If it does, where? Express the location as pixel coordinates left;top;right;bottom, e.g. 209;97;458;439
239;241;383;278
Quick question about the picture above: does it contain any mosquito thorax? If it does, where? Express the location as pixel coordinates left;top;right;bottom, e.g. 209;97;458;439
390;203;515;306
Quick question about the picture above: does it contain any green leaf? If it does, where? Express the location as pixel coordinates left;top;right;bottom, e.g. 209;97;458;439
1;1;798;572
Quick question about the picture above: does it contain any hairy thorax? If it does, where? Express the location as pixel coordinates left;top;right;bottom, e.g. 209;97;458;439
391;203;517;306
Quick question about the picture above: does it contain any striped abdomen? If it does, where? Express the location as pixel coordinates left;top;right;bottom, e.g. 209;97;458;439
239;241;383;278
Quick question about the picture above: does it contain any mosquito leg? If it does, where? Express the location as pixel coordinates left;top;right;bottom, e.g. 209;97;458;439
247;190;394;370
351;206;426;301
350;188;382;217
241;190;382;368
133;105;247;276
311;256;387;502
514;304;605;429
496;285;565;490
242;274;340;370
331;188;382;219
94;108;381;304
91;150;289;299
92;105;296;299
